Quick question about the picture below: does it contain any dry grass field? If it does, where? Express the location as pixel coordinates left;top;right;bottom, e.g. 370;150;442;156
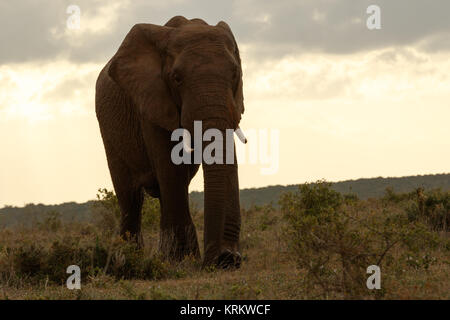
0;183;448;300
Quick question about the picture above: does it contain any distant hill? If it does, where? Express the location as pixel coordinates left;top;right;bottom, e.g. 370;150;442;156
1;173;449;227
0;201;95;228
191;173;450;209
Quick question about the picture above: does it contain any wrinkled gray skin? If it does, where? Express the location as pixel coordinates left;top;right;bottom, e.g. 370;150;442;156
95;16;244;268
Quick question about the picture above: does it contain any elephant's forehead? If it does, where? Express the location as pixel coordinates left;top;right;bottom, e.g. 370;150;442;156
170;25;234;52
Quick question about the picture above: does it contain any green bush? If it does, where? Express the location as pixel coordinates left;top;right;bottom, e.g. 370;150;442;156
93;188;160;234
141;196;160;231
404;188;449;231
44;239;92;283
382;187;415;203
0;230;171;285
93;188;121;235
423;189;449;231
13;243;44;279
280;181;441;299
106;238;168;280
37;211;62;232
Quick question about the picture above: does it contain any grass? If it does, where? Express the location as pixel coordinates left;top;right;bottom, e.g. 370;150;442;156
0;184;448;300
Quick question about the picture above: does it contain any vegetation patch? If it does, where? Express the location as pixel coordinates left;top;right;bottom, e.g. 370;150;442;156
0;183;448;299
280;181;448;299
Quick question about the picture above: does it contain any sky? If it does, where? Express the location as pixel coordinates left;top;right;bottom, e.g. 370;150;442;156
0;0;449;207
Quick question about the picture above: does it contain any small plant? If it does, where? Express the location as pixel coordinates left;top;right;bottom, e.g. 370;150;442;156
259;203;278;231
93;188;161;233
423;189;449;231
37;211;62;232
405;188;449;231
141;195;160;231
92;188;121;235
43;238;91;283
382;187;414;203
13;243;44;278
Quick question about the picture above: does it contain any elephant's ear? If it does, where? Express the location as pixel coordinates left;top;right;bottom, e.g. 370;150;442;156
108;24;180;132
217;21;245;117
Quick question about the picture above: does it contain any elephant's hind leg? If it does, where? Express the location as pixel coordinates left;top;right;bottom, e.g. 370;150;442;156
105;146;144;247
118;185;144;247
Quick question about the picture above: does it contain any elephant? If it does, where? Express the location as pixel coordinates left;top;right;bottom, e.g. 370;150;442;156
95;16;245;268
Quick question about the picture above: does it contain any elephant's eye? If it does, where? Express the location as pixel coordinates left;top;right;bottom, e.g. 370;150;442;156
172;72;182;86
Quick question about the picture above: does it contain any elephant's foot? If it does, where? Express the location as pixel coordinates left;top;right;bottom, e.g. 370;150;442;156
159;226;201;261
202;241;242;269
217;249;242;269
159;241;200;261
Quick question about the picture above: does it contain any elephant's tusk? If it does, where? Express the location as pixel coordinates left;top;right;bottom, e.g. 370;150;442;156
235;127;247;144
183;129;194;153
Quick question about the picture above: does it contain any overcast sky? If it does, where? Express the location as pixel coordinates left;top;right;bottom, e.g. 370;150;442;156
1;0;449;207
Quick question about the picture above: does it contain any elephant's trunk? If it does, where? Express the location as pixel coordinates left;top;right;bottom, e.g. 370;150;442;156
202;127;241;267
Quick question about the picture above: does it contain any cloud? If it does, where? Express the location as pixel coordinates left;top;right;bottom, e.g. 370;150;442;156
1;0;450;65
243;46;450;106
240;46;450;149
233;0;450;58
0;61;100;121
0;0;129;65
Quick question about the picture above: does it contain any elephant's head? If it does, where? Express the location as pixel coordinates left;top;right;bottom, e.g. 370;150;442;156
108;16;244;134
108;16;244;266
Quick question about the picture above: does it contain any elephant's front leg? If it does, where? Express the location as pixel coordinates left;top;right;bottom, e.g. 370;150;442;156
144;125;200;260
157;167;200;260
222;166;242;263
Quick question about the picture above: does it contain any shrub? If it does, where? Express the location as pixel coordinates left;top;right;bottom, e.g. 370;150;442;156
37;211;62;232
13;243;44;279
92;188;121;235
43;239;92;283
423;189;449;231
280;181;440;299
93;188;161;234
382;187;414;203
141;196;160;231
405;188;449;231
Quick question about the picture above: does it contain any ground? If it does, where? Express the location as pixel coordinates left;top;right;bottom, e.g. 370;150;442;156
0;185;449;300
